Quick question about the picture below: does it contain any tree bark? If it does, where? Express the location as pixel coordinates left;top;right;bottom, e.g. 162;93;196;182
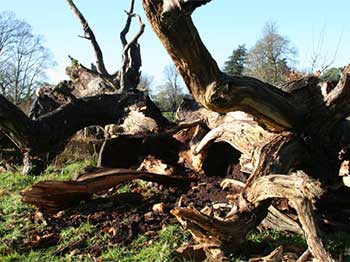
143;0;303;131
0;92;168;175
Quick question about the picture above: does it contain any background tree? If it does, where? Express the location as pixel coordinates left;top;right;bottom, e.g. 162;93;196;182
137;73;154;92
152;64;185;112
0;11;55;105
320;67;341;83
223;44;247;76
245;22;297;85
0;12;23;55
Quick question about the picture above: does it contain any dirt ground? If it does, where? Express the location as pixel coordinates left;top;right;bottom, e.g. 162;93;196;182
15;162;246;258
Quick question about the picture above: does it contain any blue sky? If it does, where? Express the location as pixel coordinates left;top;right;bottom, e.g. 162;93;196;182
1;0;349;86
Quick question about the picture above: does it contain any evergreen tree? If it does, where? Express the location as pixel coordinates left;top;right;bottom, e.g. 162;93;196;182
223;44;247;76
320;67;341;83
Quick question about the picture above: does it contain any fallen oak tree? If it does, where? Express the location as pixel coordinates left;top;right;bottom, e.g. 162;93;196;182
3;0;350;261
20;96;348;261
140;0;350;261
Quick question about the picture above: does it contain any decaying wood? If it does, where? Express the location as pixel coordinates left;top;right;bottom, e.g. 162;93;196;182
21;167;195;211
246;173;332;262
140;2;350;260
248;245;283;262
98;119;200;168
174;243;207;262
297;249;311;262
172;172;333;261
172;202;270;261
260;205;303;235
167;100;333;261
220;177;303;234
1;0;348;260
21;120;203;209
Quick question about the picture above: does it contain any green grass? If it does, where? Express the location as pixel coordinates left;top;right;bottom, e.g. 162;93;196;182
0;161;94;261
162;112;176;122
1;161;350;261
102;225;189;262
0;161;190;262
247;229;307;249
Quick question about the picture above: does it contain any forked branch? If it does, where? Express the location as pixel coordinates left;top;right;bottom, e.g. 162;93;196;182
119;0;145;91
123;14;145;53
120;0;136;47
67;0;145;91
66;0;110;77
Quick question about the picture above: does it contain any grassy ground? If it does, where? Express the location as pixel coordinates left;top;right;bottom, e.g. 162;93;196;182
0;161;189;262
162;112;176;122
1;161;350;261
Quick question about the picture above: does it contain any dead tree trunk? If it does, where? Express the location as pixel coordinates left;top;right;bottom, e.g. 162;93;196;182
2;0;350;260
0;0;169;175
66;0;144;93
1;92;156;173
142;0;350;260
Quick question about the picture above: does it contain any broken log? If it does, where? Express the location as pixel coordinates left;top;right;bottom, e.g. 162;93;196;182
98;120;200;168
21;167;196;211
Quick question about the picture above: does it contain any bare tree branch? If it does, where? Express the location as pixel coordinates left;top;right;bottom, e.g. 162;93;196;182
123;14;145;53
120;0;136;47
143;0;300;131
66;0;145;92
119;1;145;92
66;0;110;77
